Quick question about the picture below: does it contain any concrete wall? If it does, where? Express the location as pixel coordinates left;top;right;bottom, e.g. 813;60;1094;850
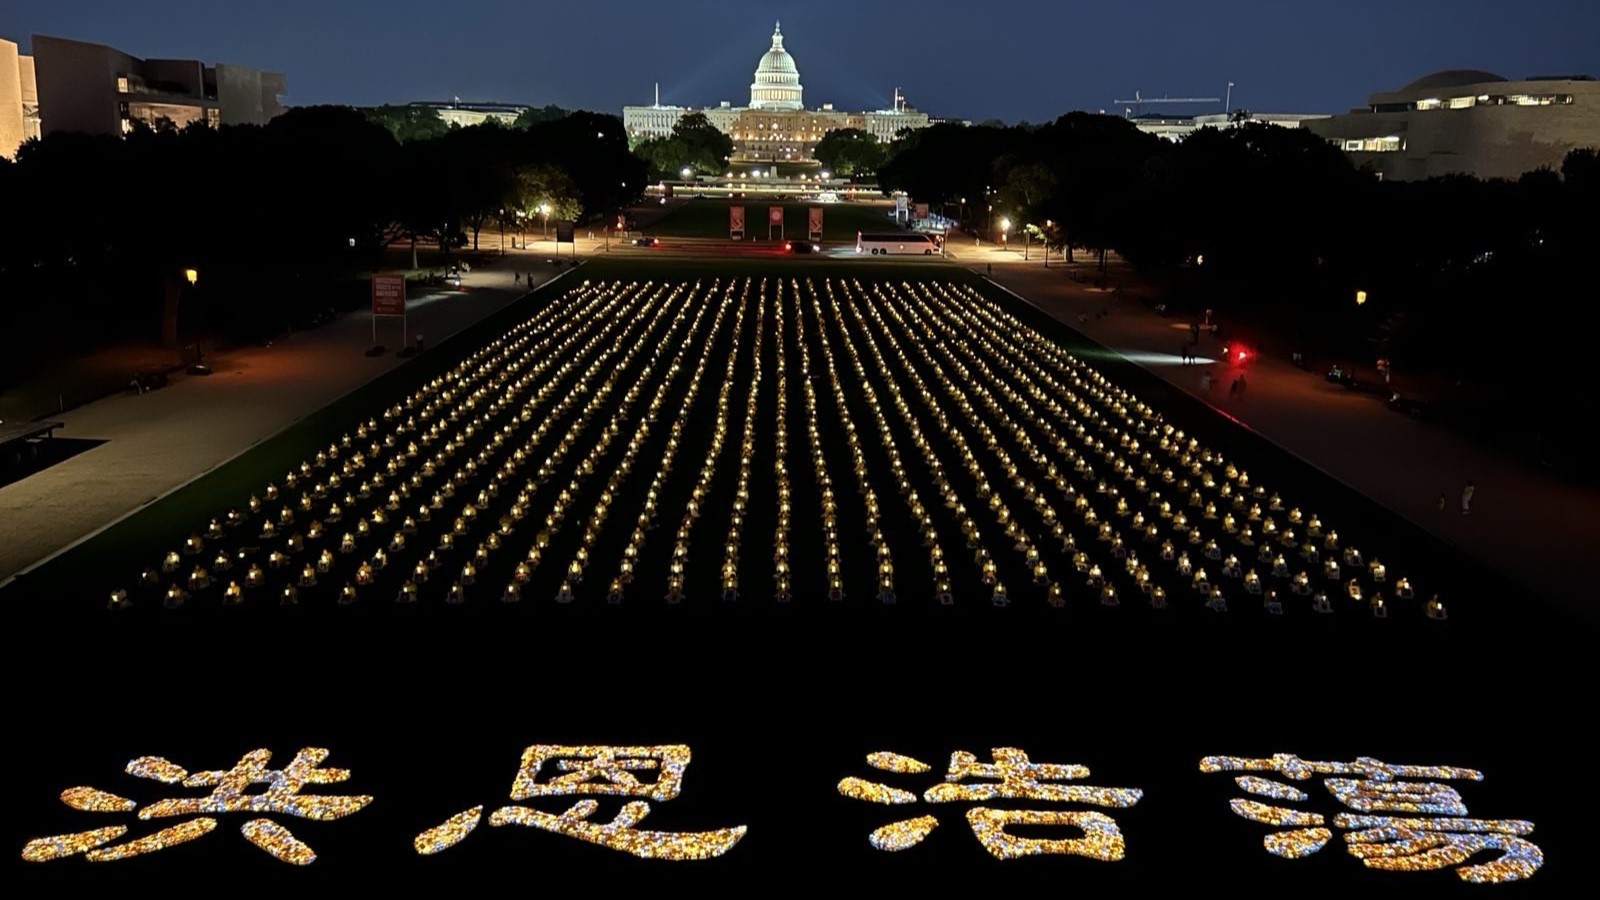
1307;80;1600;180
32;34;134;136
0;38;24;158
214;64;286;126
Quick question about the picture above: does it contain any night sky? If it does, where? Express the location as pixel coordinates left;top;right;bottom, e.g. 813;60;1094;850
6;0;1598;122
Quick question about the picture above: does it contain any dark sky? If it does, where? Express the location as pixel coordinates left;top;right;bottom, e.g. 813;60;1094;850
7;0;1597;121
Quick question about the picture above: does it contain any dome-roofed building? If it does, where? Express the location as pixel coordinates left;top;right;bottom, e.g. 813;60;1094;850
622;22;934;171
1306;69;1600;180
1398;69;1508;94
750;22;802;111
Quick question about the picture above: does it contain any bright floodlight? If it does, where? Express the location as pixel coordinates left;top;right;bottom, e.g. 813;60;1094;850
1000;217;1012;232
1355;290;1368;306
184;268;199;285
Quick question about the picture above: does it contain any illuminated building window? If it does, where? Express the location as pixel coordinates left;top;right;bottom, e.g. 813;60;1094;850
1506;94;1573;106
1342;136;1403;153
1446;96;1476;109
116;76;130;93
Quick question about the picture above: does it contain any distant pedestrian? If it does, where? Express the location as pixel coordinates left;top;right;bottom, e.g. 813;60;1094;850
1461;481;1475;515
514;271;522;285
1437;492;1447;512
1180;345;1189;365
1236;375;1247;398
1228;377;1240;400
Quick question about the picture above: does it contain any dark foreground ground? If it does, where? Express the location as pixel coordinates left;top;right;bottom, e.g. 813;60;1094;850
3;259;1589;896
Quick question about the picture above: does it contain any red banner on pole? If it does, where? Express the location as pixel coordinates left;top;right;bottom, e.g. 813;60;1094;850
371;274;406;317
769;206;784;225
808;206;823;238
729;206;745;239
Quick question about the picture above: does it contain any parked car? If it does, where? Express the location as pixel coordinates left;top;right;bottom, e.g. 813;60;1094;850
632;236;660;247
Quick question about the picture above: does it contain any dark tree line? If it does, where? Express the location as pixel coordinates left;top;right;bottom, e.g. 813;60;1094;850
0;106;644;390
879;115;1600;470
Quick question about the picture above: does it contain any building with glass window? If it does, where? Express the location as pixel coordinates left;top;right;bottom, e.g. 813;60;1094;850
623;22;932;167
1305;70;1600;180
29;35;285;139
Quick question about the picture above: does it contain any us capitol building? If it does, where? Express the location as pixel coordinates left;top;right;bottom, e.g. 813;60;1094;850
623;22;932;166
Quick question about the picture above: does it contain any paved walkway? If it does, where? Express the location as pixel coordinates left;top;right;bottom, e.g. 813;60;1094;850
960;244;1600;625
0;253;583;583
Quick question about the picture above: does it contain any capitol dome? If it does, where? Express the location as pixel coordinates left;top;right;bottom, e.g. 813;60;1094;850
750;22;803;110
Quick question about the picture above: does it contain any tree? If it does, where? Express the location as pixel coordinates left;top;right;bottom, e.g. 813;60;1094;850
513;105;570;129
363;105;449;143
632;136;693;180
813;128;889;178
670;112;733;175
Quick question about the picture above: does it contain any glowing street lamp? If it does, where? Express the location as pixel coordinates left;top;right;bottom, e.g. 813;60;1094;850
539;202;551;241
183;267;210;376
1000;216;1011;249
680;166;692;179
1355;289;1368;306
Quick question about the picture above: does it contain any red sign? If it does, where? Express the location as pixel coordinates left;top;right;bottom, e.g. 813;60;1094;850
769;206;784;225
808;206;823;236
371;274;406;317
729;206;745;237
914;202;930;220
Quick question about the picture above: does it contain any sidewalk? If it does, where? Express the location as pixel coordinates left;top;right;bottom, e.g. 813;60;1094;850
0;255;575;583
965;246;1600;625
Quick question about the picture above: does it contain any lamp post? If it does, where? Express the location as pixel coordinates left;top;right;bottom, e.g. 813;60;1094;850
540;203;550;242
184;268;211;376
498;208;506;255
1000;216;1011;251
1355;289;1368;306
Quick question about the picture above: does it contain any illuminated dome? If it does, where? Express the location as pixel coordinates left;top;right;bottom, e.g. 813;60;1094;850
750;21;803;110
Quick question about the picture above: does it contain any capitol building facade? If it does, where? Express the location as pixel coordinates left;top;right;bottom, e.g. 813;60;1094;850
623;22;932;166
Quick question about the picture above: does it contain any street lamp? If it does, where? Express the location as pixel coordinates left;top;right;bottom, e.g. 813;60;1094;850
680;166;692;180
184;268;210;376
1355;289;1368;306
1000;216;1011;250
539;203;550;241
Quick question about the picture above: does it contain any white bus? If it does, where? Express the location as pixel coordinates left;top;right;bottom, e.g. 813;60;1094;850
856;231;941;255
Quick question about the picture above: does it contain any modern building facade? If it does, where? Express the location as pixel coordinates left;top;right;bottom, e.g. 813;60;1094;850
29;34;285;138
0;38;41;158
623;22;932;166
1305;70;1600;180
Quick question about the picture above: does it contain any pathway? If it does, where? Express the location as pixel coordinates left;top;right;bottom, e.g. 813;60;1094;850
960;244;1600;625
